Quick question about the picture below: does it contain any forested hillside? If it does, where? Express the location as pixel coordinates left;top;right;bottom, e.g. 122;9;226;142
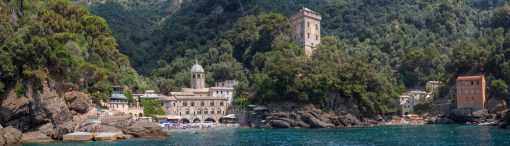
79;0;510;115
0;0;153;102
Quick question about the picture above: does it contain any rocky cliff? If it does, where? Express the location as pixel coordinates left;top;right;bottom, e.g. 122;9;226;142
0;81;168;144
256;105;382;128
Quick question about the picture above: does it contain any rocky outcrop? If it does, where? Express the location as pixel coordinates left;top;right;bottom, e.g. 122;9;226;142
0;126;22;145
22;132;53;143
1;81;168;143
124;121;169;138
0;82;73;131
64;91;93;114
264;106;365;128
449;108;489;124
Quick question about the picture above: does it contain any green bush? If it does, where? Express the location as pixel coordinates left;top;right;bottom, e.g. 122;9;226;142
14;82;26;97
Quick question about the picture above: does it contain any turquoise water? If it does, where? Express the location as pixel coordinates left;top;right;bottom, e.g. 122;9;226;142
21;125;510;146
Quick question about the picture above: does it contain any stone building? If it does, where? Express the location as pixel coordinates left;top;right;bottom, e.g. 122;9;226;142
291;7;321;57
456;75;486;110
158;63;236;123
426;81;441;92
102;86;144;119
399;90;432;115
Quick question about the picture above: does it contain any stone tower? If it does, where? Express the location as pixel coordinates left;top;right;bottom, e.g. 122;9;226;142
291;7;321;57
190;62;205;89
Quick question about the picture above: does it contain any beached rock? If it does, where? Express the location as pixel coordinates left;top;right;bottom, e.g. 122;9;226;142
94;132;122;141
450;108;488;124
22;131;53;143
332;113;363;127
117;133;134;140
269;120;292;128
79;124;123;133
51;121;77;140
62;132;94;141
34;123;55;136
125;121;169;138
64;91;93;114
101;113;135;131
0;126;22;145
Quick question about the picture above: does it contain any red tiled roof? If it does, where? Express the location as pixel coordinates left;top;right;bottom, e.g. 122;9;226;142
456;75;484;80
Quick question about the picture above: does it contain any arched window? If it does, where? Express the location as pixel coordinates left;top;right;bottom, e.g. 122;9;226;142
196;109;201;114
185;108;190;115
204;108;208;114
193;74;196;79
211;108;215;114
217;108;221;114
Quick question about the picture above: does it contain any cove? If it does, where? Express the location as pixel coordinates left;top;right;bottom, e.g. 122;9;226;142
21;125;510;146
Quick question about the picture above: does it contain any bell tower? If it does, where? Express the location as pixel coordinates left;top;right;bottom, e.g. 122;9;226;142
190;62;205;89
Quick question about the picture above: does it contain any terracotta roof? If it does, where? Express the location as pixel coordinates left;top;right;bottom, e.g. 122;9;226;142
456;75;484;80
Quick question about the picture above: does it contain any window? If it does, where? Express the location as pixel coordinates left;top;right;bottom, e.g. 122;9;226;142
477;81;479;85
307;22;309;27
471;90;474;94
185;109;190;115
476;90;480;94
200;100;205;106
217;108;221;114
316;35;318;40
193;74;195;79
204;108;208;114
471;81;474;85
221;91;223;94
191;101;195;106
217;91;219;94
465;90;468;94
211;109;215;114
210;100;214;106
220;101;224;106
316;24;318;30
465;81;469;86
197;109;201;115
307;33;310;38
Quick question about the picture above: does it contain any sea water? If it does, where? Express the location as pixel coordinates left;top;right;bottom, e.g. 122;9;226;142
21;125;510;146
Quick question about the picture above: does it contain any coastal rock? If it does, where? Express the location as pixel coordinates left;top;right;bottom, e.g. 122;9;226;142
34;123;55;136
124;121;169;138
21;131;53;143
51;121;77;140
332;113;363;127
79;125;123;133
29;83;73;127
101;113;135;131
64;91;92;114
0;89;30;130
269;120;291;128
94;132;122;141
450;108;488;124
62;132;94;141
0;126;22;145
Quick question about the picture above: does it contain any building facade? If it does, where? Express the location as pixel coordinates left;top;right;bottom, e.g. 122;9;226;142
102;86;144;119
291;7;321;57
158;63;236;123
456;75;486;110
426;81;441;92
399;90;432;115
